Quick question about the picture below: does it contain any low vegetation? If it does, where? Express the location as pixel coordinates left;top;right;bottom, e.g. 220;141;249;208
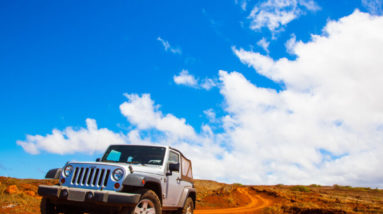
1;177;383;213
289;185;311;192
251;184;383;213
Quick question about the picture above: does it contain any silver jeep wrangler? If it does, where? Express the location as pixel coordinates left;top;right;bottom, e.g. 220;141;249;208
38;145;196;214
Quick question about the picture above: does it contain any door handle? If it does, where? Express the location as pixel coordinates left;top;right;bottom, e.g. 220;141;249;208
176;177;181;182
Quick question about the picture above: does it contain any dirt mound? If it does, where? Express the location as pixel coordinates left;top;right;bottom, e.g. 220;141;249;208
194;180;251;209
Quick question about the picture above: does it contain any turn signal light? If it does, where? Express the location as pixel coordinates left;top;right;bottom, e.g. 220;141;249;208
114;183;120;189
60;178;65;184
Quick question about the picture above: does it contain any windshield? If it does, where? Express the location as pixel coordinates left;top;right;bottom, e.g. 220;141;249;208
102;145;166;166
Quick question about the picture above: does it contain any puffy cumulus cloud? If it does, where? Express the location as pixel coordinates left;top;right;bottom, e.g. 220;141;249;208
248;0;320;33
17;94;198;155
120;93;196;139
173;70;217;90
17;119;126;155
228;10;383;186
17;10;383;187
17;93;225;181
118;94;226;180
157;37;182;54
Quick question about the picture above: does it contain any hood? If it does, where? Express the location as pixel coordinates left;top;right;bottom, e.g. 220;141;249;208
67;161;164;176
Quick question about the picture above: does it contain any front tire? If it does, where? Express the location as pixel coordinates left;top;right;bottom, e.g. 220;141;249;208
40;197;57;214
177;197;194;214
120;189;161;214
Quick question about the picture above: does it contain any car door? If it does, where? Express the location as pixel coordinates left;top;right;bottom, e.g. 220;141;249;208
164;150;184;206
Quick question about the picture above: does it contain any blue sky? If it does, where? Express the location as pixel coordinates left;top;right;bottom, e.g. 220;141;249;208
1;0;383;187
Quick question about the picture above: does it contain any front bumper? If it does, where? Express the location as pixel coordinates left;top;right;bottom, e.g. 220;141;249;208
38;185;140;206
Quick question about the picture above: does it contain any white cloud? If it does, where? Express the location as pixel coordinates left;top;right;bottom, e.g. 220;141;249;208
241;1;248;11
157;37;182;54
120;93;196;139
362;0;383;15
18;94;198;155
200;78;217;90
17;10;383;187
17;119;126;155
173;70;217;90
173;70;198;87
285;33;297;54
203;109;217;123
298;0;320;11
230;10;383;186
119;94;226;180
235;0;249;11
248;0;320;33
257;37;270;53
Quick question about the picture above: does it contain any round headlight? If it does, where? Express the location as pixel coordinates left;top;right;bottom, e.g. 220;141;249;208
64;165;73;177
112;168;124;181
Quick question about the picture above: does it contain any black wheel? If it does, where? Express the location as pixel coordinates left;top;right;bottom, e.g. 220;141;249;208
119;189;162;214
40;197;57;214
177;197;193;214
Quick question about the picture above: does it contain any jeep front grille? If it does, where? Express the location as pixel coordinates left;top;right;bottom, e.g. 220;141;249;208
71;167;111;187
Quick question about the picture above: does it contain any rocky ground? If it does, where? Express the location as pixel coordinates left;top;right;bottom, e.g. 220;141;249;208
1;176;383;213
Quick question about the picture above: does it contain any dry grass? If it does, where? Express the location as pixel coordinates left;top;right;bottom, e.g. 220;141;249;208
0;177;57;214
251;184;383;213
1;177;383;214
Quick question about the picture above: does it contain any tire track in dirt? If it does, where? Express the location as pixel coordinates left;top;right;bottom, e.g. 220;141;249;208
195;187;271;214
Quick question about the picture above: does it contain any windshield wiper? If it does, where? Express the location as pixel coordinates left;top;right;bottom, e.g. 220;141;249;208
126;161;145;166
103;160;120;163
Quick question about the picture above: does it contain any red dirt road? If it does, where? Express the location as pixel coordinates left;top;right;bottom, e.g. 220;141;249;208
195;188;271;214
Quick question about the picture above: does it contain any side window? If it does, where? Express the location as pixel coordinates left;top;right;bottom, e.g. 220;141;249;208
168;151;179;172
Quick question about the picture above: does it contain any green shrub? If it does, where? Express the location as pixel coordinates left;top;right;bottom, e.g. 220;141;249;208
333;184;371;191
290;185;311;192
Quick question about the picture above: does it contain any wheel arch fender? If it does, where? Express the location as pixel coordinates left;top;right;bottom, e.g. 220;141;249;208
45;168;62;179
143;180;163;205
177;187;196;208
123;174;163;204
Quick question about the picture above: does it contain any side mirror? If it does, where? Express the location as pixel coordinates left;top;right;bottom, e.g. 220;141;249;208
169;163;179;172
166;163;179;176
96;158;101;162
